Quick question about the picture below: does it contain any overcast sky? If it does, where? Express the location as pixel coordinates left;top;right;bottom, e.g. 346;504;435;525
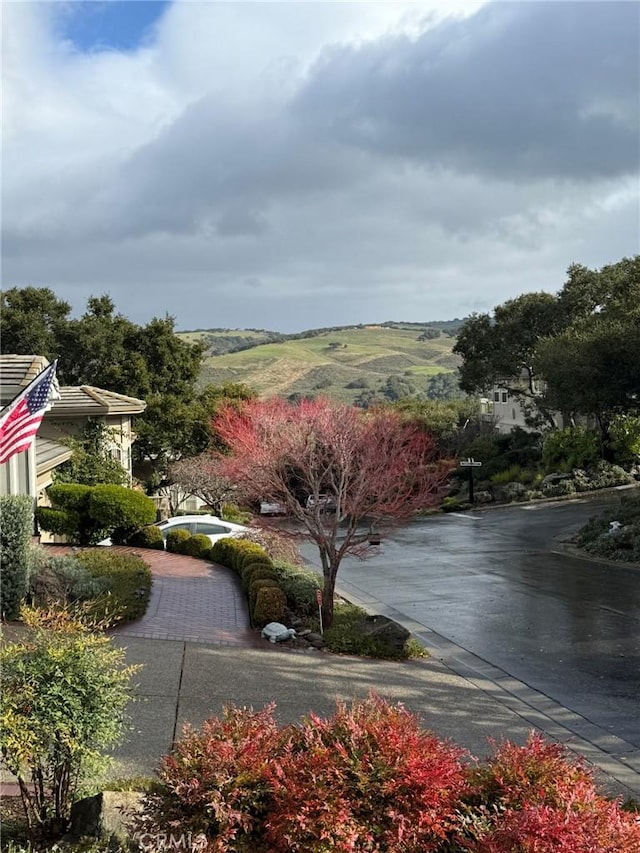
3;1;639;333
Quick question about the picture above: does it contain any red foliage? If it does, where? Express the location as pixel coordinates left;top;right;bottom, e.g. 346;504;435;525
212;398;453;625
263;694;468;852
462;734;640;852
137;704;280;853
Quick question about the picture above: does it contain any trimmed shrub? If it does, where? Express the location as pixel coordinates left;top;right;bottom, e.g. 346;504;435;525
231;540;270;575
0;495;33;620
237;527;303;566
37;484;155;546
249;578;281;616
88;485;156;544
272;560;322;616
127;525;165;550
252;586;286;628
182;533;213;559
241;561;277;593
165;528;192;554
209;537;236;567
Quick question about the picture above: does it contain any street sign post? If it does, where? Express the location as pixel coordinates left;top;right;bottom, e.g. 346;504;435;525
459;457;482;503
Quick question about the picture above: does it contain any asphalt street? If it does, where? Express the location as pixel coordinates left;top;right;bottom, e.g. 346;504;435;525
300;489;640;750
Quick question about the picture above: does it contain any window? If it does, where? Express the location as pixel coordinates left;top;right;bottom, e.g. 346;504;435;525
493;390;500;403
195;522;232;536
501;391;508;403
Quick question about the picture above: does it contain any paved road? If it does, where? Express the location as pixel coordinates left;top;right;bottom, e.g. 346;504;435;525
301;489;640;752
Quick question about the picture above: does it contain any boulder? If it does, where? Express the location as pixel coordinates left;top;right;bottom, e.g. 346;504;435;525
361;615;410;651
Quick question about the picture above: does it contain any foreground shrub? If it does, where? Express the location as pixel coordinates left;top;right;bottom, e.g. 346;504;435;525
462;734;640;852
265;695;467;852
575;495;640;563
0;495;33;620
137;704;281;853
138;699;640;853
0;607;139;845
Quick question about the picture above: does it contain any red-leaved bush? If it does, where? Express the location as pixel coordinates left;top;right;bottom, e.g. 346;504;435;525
136;704;280;852
264;695;467;852
137;700;640;853
461;734;640;852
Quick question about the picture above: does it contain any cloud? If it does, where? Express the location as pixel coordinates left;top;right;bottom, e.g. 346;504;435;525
2;1;638;333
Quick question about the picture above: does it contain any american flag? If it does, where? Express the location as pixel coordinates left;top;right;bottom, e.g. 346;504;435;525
0;361;60;465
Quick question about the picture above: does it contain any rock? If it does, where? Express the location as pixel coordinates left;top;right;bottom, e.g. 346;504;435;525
306;632;325;649
67;791;143;850
473;490;493;504
541;473;573;490
361;615;410;651
492;481;527;503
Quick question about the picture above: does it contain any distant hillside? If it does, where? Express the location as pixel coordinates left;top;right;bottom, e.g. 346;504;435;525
178;321;466;405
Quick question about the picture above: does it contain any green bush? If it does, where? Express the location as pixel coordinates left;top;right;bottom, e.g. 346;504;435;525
182;533;213;559
127;525;165;549
542;426;600;473
28;551;109;608
220;502;252;524
250;578;282;616
252;586;286;628
74;550;152;624
0;607;139;844
241;560;277;593
88;485;156;544
37;484;155;546
575;495;640;562
0;495;33;620
209;537;236;567
323;603;425;660
273;560;322;616
231;540;269;575
165;528;192;554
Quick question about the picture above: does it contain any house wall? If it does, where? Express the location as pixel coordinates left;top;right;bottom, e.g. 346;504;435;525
0;447;36;497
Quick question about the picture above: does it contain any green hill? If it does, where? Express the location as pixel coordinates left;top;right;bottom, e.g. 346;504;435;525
179;321;465;404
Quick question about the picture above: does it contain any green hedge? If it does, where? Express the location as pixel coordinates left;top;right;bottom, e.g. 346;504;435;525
252;586;286;628
127;525;165;550
165;529;192;554
0;495;33;620
273;560;322;617
183;534;213;559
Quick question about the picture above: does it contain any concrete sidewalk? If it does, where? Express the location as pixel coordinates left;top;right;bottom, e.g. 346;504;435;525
109;636;640;801
2;544;639;801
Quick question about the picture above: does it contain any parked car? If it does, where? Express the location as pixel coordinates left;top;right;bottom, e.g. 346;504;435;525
99;515;248;547
305;494;337;512
259;500;287;515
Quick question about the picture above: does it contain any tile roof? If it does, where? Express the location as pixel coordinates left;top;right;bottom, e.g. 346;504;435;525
0;354;146;415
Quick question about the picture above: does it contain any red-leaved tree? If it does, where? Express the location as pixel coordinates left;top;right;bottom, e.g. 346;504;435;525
213;398;452;627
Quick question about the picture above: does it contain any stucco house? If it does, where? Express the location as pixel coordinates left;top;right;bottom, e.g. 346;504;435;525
0;354;146;505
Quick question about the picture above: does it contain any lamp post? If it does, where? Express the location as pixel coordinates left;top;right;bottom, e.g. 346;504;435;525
459;457;482;503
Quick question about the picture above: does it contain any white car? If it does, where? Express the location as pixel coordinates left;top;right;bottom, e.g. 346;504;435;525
99;515;248;547
156;515;249;546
